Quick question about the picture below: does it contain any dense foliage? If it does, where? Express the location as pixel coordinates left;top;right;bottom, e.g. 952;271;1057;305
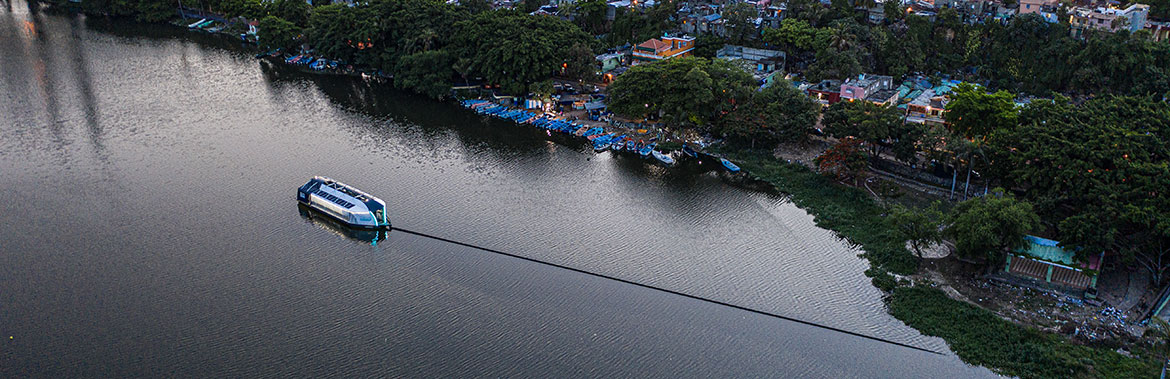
822;99;915;159
987;96;1170;283
723;80;821;145
450;11;593;94
606;57;755;127
770;5;1170;97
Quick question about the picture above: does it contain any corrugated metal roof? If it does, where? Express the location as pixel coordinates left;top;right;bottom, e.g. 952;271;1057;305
1013;235;1075;266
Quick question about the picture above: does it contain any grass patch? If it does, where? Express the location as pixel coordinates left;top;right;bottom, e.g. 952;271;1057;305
889;286;1159;379
721;149;917;275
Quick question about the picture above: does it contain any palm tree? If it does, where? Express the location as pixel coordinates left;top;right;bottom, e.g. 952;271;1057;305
828;27;858;51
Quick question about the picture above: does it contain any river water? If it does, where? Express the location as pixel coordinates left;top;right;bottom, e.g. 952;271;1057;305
0;4;998;377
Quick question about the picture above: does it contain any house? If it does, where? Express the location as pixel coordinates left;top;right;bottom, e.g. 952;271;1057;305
1147;21;1170;43
605;0;631;20
864;6;885;24
717;45;786;86
631;35;696;65
905;89;948;124
716;45;786;72
1069;4;1150;38
761;5;783;28
1004;235;1103;297
839;74;893;102
865;88;900;106
806;79;843;106
905;79;962;124
1018;0;1057;15
596;52;625;73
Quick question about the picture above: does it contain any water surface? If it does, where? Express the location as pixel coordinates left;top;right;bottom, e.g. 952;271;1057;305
0;5;997;377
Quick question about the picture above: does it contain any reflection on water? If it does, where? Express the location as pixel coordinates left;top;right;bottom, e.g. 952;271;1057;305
297;204;389;246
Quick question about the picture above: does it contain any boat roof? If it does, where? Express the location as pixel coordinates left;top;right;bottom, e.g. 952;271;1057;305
305;177;386;212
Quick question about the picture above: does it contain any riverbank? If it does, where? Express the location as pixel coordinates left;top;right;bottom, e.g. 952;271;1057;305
40;7;1161;376
719;150;1162;378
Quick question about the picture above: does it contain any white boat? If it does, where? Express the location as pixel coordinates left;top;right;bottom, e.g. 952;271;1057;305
652;150;675;165
297;176;390;229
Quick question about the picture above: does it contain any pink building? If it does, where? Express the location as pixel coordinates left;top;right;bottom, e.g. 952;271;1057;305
839;74;893;102
1018;0;1057;15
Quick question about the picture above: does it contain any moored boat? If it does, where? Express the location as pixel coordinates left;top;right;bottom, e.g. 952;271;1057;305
652;150;675;165
638;143;655;157
721;158;741;173
297;176;390;229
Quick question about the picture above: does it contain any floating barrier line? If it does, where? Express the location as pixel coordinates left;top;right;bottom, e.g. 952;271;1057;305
391;227;944;356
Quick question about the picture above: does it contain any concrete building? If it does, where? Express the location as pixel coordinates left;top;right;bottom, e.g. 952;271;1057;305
1004;235;1103;297
1147;21;1170;43
631;35;696;65
1017;0;1057;15
1069;4;1150;38
806;79;843;106
839;74;894;102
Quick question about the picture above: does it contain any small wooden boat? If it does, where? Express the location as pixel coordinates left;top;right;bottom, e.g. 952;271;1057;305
652;150;675;165
720;158;740;173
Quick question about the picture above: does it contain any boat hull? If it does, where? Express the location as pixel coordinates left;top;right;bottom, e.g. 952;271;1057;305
298;198;389;230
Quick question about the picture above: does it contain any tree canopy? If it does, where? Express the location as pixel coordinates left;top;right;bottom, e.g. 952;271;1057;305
986;95;1170;282
944;83;1018;140
889;202;944;263
606;57;755;129
722;80;821;146
945;189;1040;264
822;100;907;157
450;10;592;94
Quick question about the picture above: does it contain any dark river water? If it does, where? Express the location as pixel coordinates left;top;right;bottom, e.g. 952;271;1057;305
0;4;998;377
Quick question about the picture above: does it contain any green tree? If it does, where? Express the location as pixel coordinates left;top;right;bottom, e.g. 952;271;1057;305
945;189;1040;267
265;0;310;27
136;0;177;22
821;100;905;156
944;83;1018;140
562;42;598;82
395;50;455;99
451;10;592;94
785;0;827;25
562;0;608;35
762;18;820;52
606;57;755;129
692;34;724;58
989;96;1170;284
258;15;302;51
723;81;822;146
806;48;861;82
459;0;491;14
888;202;944;264
883;0;905;23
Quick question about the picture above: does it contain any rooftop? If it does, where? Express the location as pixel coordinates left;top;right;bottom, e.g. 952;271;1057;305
1013;235;1102;270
